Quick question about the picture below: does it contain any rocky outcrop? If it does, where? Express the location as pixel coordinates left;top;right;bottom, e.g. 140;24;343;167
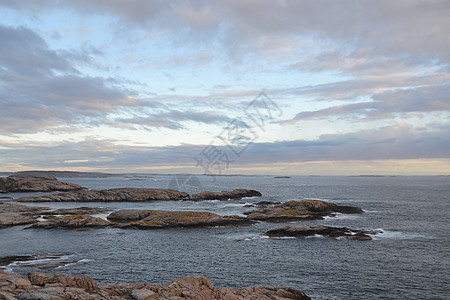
244;199;363;222
108;209;256;229
0;203;110;228
28;215;112;229
0;270;311;300
0;203;47;227
266;225;380;240
190;189;262;201
25;209;255;230
17;188;190;202
40;207;111;216
16;188;262;203
0;175;83;193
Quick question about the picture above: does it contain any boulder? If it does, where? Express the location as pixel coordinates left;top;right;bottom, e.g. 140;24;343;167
28;272;99;292
244;199;363;222
0;175;83;193
266;225;379;240
108;209;255;229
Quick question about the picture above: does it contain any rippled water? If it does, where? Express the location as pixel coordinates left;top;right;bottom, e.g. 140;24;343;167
1;175;449;299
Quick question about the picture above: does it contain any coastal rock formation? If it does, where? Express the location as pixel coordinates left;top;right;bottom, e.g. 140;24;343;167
266;225;379;240
0;203;110;228
0;175;83;193
0;203;47;227
244;199;363;222
190;189;262;201
0;270;311;300
16;188;261;202
24;209;255;230
107;209;256;229
28;215;111;229
40;207;111;216
17;188;189;202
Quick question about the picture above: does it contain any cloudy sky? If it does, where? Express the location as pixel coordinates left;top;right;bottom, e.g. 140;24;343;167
0;0;449;175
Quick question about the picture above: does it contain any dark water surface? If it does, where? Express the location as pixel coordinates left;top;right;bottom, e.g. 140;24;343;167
1;175;449;299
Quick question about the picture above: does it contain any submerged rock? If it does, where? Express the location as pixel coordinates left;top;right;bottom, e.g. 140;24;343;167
266;225;379;240
0;270;311;300
0;175;83;193
108;209;256;229
244;199;363;222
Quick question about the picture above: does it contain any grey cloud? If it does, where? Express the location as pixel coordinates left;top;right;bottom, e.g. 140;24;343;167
1;123;448;170
4;1;449;65
114;109;234;130
0;25;134;135
284;83;450;123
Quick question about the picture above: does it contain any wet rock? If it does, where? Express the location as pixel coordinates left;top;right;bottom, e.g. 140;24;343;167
27;215;111;229
108;209;256;229
0;271;311;300
266;225;379;240
190;189;262;201
0;175;83;193
244;199;363;222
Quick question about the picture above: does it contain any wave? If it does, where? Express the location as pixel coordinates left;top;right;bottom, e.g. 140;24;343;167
1;254;90;272
373;229;435;240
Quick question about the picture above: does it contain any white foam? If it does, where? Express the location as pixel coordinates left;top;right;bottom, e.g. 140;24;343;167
55;258;92;269
372;229;434;240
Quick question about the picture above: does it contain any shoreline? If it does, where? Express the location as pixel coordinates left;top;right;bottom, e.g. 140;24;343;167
0;270;311;300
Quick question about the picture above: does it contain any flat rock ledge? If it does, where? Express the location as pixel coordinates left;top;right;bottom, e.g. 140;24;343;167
27;210;256;230
16;188;261;202
0;270;311;300
266;225;380;241
244;199;363;222
107;209;256;229
0;203;111;228
0;175;83;193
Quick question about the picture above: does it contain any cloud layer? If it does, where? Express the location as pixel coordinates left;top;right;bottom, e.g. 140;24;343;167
0;1;449;174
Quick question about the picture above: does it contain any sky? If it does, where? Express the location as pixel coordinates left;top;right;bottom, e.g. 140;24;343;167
0;0;449;175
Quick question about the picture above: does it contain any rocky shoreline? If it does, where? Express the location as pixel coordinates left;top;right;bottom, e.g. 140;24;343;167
0;270;311;300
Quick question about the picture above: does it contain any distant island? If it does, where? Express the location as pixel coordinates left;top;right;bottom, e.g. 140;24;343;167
1;171;121;178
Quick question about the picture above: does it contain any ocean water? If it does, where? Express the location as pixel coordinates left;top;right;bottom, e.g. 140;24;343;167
1;175;449;299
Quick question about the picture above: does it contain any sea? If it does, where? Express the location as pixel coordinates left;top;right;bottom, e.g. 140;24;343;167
1;175;449;299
